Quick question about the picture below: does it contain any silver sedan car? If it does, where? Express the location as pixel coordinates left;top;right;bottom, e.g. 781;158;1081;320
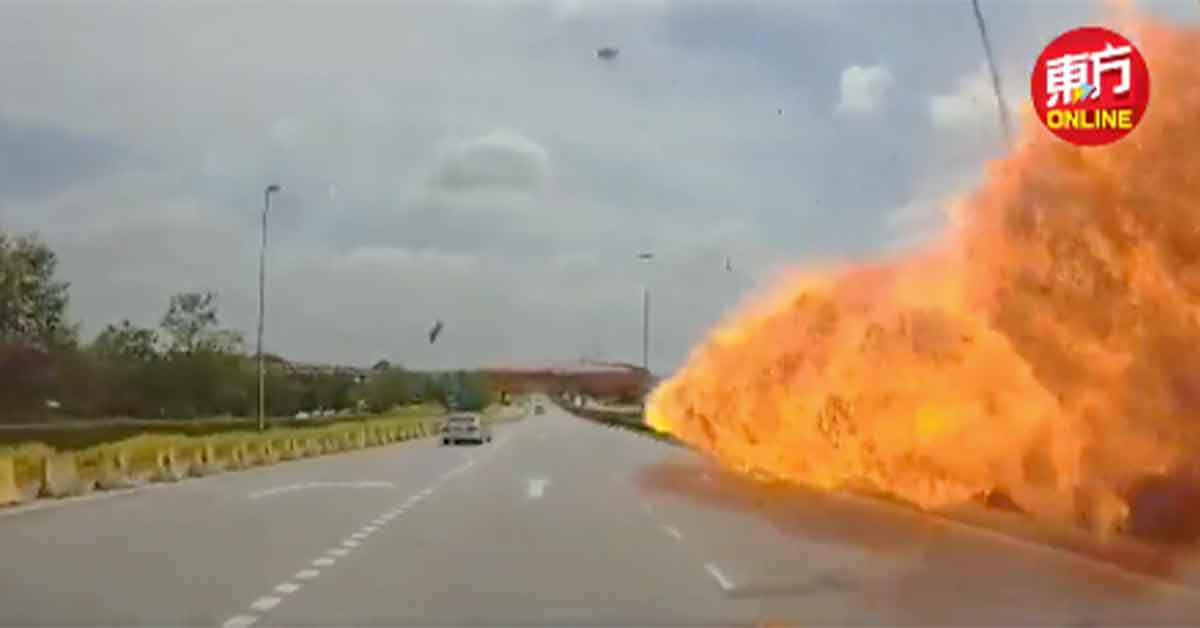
440;413;492;446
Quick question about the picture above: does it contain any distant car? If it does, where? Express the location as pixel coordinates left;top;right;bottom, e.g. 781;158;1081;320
441;413;491;446
534;404;545;415
294;411;311;420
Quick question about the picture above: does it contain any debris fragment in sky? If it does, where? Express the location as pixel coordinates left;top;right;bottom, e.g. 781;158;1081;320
596;47;619;60
429;320;444;344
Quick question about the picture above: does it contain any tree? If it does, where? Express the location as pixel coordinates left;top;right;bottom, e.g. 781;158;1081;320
372;359;391;372
91;320;160;363
452;370;494;411
198;328;245;354
0;344;56;420
0;232;76;348
357;367;418;412
160;292;219;354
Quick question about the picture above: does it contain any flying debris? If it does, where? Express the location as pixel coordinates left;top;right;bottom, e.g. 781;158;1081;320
724;256;733;272
777;108;783;116
596;47;619;60
428;320;444;344
636;252;654;260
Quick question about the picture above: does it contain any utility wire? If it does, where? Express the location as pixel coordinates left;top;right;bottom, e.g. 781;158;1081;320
971;0;1014;149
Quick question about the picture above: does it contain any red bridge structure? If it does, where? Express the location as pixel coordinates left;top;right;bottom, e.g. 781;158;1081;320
484;360;652;402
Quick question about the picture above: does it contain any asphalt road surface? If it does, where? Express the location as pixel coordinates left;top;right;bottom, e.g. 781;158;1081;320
2;399;1199;627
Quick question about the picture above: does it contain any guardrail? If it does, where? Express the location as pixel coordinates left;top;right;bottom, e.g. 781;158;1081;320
551;399;678;444
0;414;445;510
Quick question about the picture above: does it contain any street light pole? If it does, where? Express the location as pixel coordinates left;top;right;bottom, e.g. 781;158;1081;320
636;252;654;372
257;184;281;432
641;286;650;371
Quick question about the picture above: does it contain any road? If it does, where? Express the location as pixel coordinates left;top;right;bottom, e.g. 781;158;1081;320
1;400;1199;626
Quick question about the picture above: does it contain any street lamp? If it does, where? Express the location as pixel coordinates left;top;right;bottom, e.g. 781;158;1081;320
636;252;654;372
257;183;281;432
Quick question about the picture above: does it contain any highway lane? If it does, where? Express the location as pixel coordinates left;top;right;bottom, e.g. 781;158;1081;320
2;400;1200;626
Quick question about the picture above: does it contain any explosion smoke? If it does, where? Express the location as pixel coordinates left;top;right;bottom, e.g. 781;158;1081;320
648;14;1200;543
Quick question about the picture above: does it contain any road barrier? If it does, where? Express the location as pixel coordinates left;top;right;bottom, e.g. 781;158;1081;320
154;448;187;482
552;400;677;444
40;453;82;498
282;439;302;460
0;457;21;505
0;408;507;511
225;442;248;469
258;441;279;464
188;443;223;477
95;449;134;490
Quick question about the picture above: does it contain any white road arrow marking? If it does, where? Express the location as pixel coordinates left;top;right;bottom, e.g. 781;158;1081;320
526;476;551;500
248;481;395;500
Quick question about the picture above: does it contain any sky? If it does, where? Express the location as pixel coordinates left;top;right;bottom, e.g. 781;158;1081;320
0;0;1195;373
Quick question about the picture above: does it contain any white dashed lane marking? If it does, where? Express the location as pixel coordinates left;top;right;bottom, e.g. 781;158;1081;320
219;456;489;628
705;563;735;592
661;525;683;540
274;582;301;595
223;615;257;628
249;597;281;612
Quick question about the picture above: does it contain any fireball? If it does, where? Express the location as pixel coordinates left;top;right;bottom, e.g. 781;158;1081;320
648;14;1200;541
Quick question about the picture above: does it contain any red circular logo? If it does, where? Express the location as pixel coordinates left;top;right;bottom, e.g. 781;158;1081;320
1030;26;1150;146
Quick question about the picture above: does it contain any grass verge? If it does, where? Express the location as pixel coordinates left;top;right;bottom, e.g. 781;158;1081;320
0;403;444;451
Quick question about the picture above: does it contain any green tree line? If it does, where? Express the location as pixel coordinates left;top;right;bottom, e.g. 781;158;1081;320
0;231;493;422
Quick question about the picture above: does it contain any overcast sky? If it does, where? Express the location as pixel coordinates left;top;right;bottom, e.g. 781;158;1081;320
1;0;1195;372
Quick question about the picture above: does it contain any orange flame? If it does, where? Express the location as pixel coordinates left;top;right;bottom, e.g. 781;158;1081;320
648;15;1200;542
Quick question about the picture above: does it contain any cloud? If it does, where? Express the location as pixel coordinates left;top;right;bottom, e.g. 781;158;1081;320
0;1;1184;373
835;64;895;115
0;115;132;200
929;63;999;132
431;129;549;193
